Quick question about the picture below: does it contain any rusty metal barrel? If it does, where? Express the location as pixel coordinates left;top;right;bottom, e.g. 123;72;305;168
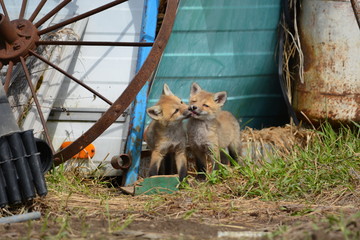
293;0;360;124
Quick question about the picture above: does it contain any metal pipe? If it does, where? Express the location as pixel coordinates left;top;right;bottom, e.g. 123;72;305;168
0;14;19;44
0;137;22;205
29;0;48;23
111;154;132;170
36;40;153;47
38;0;128;35
7;132;36;201
22;130;48;197
19;0;28;19
29;49;113;106
20;56;55;154
0;212;41;224
35;0;71;27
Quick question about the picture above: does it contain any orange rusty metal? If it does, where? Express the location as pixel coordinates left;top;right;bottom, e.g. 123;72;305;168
293;0;360;125
60;141;95;159
53;0;179;165
0;0;178;165
0;14;39;65
111;154;132;170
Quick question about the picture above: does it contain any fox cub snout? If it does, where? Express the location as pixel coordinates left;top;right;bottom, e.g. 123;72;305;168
145;84;190;181
187;82;242;173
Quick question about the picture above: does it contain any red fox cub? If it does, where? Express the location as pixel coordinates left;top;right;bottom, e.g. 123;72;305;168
145;84;190;181
187;82;242;173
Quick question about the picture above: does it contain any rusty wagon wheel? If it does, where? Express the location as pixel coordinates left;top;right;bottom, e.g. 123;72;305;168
0;0;178;165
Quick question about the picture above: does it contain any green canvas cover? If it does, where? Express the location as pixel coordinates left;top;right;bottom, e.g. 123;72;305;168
147;0;288;129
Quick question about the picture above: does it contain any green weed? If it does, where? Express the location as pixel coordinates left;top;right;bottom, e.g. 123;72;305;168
270;211;360;240
202;122;360;202
46;164;113;200
325;212;360;240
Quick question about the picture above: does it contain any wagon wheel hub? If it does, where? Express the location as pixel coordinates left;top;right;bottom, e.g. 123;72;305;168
0;14;39;65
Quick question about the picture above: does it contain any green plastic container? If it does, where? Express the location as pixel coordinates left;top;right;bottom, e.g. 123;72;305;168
147;0;288;129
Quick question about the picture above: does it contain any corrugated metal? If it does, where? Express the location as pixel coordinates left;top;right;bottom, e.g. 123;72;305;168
147;0;288;129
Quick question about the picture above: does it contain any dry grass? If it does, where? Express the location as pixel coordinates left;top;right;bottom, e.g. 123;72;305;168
0;123;359;239
241;124;314;154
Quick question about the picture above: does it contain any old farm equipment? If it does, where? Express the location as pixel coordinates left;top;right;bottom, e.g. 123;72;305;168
0;0;177;183
293;0;360;124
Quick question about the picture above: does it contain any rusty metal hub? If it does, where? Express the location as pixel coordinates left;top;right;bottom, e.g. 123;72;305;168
0;13;39;65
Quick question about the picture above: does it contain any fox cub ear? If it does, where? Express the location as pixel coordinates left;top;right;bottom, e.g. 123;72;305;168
190;82;202;96
214;91;227;106
147;105;162;120
162;83;174;96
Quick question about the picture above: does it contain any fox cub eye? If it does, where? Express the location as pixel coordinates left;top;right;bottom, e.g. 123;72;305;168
203;104;209;107
180;101;183;104
174;109;179;114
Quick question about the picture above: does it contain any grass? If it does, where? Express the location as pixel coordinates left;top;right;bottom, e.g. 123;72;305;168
202;122;360;202
270;211;360;240
1;122;359;239
46;164;115;201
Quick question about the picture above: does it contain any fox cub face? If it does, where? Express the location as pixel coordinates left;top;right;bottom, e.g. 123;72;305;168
147;84;190;125
188;82;227;120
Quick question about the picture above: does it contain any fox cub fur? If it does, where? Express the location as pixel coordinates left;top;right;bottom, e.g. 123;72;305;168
187;82;242;173
145;84;190;181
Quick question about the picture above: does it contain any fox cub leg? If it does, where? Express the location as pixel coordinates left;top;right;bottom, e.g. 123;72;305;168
149;150;188;182
228;139;242;165
149;150;164;177
174;151;187;181
192;146;220;177
191;150;207;180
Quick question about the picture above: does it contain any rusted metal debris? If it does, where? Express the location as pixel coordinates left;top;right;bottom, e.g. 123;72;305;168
36;41;153;47
0;14;39;65
294;0;360;125
0;0;178;164
53;0;179;165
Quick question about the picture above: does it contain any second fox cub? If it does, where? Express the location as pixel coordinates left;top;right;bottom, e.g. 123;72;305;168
145;84;190;181
187;82;242;173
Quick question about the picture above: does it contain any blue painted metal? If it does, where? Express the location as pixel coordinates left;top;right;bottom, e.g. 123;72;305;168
124;0;159;186
146;0;288;129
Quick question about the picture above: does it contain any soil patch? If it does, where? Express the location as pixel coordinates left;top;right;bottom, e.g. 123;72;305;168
1;188;359;239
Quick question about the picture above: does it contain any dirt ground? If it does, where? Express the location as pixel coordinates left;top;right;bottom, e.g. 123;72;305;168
1;126;359;239
1;183;359;240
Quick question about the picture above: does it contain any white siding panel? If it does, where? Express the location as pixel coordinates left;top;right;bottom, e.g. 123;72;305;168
47;0;145;174
2;0;146;175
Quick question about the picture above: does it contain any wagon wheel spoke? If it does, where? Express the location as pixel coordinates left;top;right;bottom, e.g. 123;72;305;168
20;56;55;154
36;41;154;47
53;0;179;164
4;60;13;93
28;0;47;23
0;0;178;166
29;50;113;105
0;0;8;18
38;0;128;35
34;0;71;27
19;0;28;19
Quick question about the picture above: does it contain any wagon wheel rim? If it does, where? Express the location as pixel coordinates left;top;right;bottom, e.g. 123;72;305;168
0;0;179;165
